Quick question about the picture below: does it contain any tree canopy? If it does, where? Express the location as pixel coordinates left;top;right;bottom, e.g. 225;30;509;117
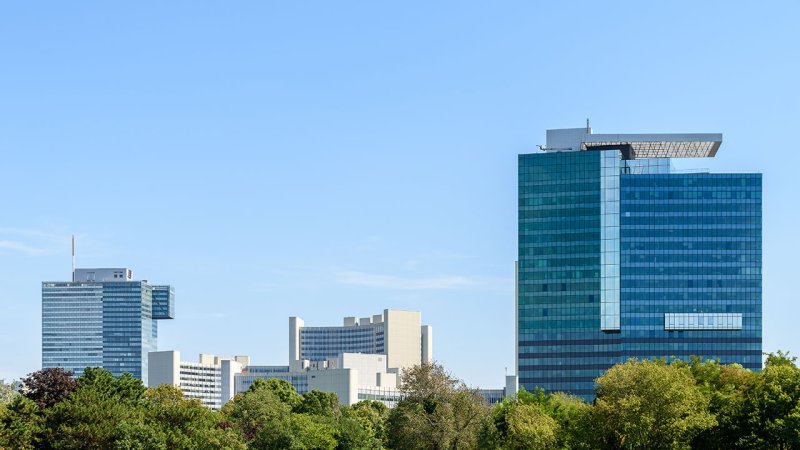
2;354;800;449
387;362;490;450
0;380;18;406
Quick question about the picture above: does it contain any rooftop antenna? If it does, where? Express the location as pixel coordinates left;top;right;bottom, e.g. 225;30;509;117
71;235;75;282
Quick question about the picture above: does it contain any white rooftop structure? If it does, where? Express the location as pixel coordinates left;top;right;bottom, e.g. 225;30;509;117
290;309;431;372
73;268;133;282
544;125;722;160
148;351;249;409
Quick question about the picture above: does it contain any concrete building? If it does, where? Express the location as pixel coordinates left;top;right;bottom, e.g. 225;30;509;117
156;309;430;409
518;125;762;400
231;309;432;407
290;309;432;372
479;375;519;405
148;351;249;409
42;268;174;384
237;353;402;407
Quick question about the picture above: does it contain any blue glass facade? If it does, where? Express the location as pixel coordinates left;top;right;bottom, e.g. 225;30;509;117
152;285;175;320
299;325;385;362
42;274;174;384
518;148;762;400
42;284;104;374
101;282;155;382
619;173;762;369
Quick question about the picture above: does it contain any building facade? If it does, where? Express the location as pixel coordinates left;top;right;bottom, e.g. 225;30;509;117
153;309;432;409
148;351;249;409
517;126;762;400
290;309;432;371
237;353;402;407
42;268;174;384
230;309;434;408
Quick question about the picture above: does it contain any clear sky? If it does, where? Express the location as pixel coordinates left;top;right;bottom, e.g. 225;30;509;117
1;2;798;387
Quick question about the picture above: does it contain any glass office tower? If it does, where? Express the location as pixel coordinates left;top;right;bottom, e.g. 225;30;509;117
42;268;175;384
517;127;761;400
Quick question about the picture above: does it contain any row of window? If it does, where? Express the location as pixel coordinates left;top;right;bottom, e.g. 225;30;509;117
622;190;761;200
622;174;761;187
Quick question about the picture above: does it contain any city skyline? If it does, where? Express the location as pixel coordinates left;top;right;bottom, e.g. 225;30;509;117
2;2;800;388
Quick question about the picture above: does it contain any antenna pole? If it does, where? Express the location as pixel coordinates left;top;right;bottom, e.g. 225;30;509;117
71;235;75;282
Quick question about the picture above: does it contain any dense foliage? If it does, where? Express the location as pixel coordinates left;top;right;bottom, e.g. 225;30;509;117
0;381;17;406
1;354;799;449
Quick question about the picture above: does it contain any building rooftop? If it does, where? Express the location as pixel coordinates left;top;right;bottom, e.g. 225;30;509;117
72;268;133;282
544;126;722;160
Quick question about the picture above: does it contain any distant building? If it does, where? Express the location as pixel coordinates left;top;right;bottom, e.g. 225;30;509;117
148;351;249;409
237;353;402;407
479;375;519;405
517;126;762;400
157;309;432;409
290;309;432;371
42;268;174;384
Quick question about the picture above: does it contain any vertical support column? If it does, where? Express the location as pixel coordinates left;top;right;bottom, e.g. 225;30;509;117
600;150;621;332
289;317;303;371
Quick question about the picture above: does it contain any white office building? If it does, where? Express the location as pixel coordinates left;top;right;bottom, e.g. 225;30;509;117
290;309;432;372
236;309;432;407
156;309;431;409
237;353;402;407
148;351;249;409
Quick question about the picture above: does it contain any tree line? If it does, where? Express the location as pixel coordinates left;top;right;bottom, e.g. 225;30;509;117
1;352;799;449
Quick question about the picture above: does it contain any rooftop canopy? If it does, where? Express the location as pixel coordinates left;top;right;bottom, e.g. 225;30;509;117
544;128;723;160
582;133;722;159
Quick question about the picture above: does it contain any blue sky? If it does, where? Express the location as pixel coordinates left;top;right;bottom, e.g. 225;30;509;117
1;2;798;387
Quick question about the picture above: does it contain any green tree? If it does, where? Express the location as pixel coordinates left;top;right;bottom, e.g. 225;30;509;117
504;403;558;450
78;367;147;403
479;390;591;450
682;358;759;449
345;401;390;448
337;411;384;450
593;358;716;449
737;352;800;449
223;383;340;449
765;350;798;368
0;379;18;405
296;390;340;417
19;367;77;409
387;363;489;450
221;380;295;446
143;384;245;450
252;378;302;409
513;389;593;449
45;385;144;449
539;392;593;449
113;421;168;450
0;396;45;449
44;368;152;449
287;413;338;450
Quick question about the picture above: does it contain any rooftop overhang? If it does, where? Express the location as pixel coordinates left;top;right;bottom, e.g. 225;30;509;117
581;133;722;159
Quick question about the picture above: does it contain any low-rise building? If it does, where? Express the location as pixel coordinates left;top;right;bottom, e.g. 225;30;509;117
155;309;430;409
148;351;249;409
236;353;402;407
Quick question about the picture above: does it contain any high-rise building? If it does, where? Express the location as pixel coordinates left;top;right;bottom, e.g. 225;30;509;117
289;309;432;372
42;268;175;384
517;126;762;400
